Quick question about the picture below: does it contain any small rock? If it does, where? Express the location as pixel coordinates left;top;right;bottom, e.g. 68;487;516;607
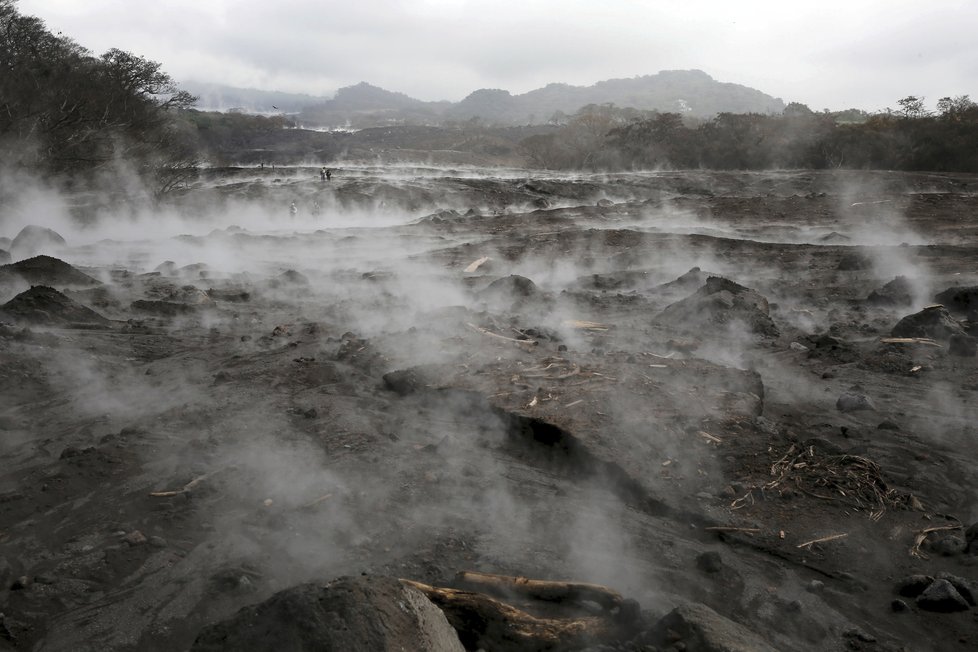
806;580;825;593
843;626;877;643
789;342;809;352
933;535;967;557
10;576;31;590
149;536;168;548
123;530;148;547
695;551;723;574
877;421;901;431
836;389;875;412
935;572;977;606
896;574;934;597
916;578;970;612
891;599;909;612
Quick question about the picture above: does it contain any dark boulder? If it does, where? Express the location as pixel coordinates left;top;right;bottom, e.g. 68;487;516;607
480;275;541;306
646;602;777;652
935;285;978;318
657;276;779;337
916;579;970;612
0;286;109;327
891;305;966;341
836;387;875;412
191;575;464;652
10;225;66;257
866;276;914;307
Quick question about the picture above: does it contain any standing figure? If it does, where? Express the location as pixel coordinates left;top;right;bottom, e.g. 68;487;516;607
320;167;326;182
289;201;297;218
325;168;332;181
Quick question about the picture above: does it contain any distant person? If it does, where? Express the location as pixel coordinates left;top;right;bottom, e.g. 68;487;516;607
326;168;332;181
289;201;297;218
320;167;326;182
312;201;321;217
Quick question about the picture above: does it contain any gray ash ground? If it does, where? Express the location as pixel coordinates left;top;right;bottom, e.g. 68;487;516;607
2;167;978;651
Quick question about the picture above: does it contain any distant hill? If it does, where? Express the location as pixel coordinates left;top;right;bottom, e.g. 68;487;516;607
200;70;785;127
180;81;329;114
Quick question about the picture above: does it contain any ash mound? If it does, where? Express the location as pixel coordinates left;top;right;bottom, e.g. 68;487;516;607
191;575;463;652
0;255;101;287
0;285;110;326
10;225;67;257
658;275;779;336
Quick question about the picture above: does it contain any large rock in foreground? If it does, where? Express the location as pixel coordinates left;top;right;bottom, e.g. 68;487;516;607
192;576;464;652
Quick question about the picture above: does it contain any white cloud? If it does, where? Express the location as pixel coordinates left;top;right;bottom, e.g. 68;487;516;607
17;0;978;111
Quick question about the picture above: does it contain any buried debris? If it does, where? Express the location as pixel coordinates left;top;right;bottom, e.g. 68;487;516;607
766;444;906;514
466;322;538;346
463;256;491;273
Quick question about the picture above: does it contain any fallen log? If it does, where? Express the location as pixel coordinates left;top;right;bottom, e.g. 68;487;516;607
455;571;624;610
400;580;615;651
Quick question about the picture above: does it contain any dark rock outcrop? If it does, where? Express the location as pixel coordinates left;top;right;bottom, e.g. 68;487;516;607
0;286;110;326
657;276;779;337
191;576;464;652
867;276;914;306
646;602;778;652
891;305;966;340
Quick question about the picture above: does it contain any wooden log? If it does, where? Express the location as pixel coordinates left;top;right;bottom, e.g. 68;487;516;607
455;571;623;610
401;580;613;652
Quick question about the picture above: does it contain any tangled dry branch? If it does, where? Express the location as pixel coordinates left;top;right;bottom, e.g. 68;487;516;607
766;444;907;514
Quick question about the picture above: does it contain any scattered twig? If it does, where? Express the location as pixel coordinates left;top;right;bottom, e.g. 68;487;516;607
149;473;209;497
466;322;537;346
464;256;491;273
879;337;941;347
705;526;761;534
797;533;848;549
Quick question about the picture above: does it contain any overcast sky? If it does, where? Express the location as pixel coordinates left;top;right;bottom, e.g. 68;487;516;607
18;0;978;112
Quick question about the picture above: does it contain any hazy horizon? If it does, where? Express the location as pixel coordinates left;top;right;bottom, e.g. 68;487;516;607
17;0;978;113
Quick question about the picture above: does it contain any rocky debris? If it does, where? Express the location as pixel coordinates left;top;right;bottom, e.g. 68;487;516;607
206;288;250;302
935;285;978;318
695;551;724;574
191;575;464;652
123;531;147;547
916;579;971;612
9;225;66;257
817;231;851;243
154;261;178;275
948;334;977;357
130;300;197;317
480;275;541;306
836;386;876;412
867;275;915;306
270;269;309;287
936;572;977;606
891;305;967;340
0;286;110;326
657;276;779;337
0;255;100;287
837;252;870;271
645;602;777;652
655;266;713;295
897;575;935;597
